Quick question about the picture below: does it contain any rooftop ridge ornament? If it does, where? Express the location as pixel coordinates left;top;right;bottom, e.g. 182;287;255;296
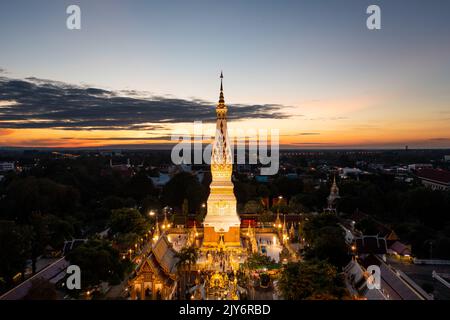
218;71;225;106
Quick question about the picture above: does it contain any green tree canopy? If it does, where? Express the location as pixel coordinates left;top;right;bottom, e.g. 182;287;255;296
0;221;31;286
243;200;264;214
67;239;126;288
123;171;155;201
2;176;80;222
162;172;207;214
175;245;199;271
245;253;278;270
278;260;349;300
109;208;149;235
303;213;349;267
23;278;57;300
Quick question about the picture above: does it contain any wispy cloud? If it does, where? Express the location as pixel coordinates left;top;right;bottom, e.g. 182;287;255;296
429;137;450;141
298;132;320;136
0;129;14;136
0;75;291;131
292;142;335;145
61;136;174;141
306;117;349;121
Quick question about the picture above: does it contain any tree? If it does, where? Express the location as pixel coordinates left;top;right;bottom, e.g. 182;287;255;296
399;187;448;228
303;213;339;244
289;194;307;213
355;216;379;235
258;211;273;224
115;232;140;252
141;195;162;215
67;239;126;288
109;208;148;235
245;253;277;270
243;200;263;214
175;246;199;299
123;171;155;201
305;226;350;267
256;185;270;198
259;273;271;288
272;176;303;198
29;213;50;274
278;260;349;300
162;172;207;214
23;278;57;300
0;221;31;286
175;246;199;272
2;177;79;222
302;213;349;267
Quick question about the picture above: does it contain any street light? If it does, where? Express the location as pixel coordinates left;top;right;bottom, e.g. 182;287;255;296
425;240;434;259
149;210;155;217
277;195;283;214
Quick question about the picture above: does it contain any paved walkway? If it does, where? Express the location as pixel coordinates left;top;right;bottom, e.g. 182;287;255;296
387;256;450;300
256;233;282;262
249;285;274;300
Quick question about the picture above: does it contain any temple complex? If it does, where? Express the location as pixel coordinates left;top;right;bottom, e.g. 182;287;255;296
128;73;296;300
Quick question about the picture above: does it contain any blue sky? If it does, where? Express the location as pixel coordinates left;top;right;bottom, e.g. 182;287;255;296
1;0;450;148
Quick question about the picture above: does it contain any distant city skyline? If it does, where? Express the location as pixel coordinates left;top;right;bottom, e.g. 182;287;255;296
1;0;450;149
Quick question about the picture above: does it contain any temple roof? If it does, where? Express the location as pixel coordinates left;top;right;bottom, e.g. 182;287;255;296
152;235;179;275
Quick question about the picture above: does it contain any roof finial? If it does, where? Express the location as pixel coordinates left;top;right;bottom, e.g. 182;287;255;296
219;71;225;104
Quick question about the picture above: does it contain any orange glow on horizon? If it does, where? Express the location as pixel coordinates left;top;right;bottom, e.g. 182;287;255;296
1;122;449;149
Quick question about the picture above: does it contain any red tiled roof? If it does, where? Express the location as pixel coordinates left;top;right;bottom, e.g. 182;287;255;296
417;168;450;184
389;241;411;256
355;236;387;255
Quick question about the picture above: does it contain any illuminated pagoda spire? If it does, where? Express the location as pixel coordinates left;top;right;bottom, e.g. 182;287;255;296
188;221;199;247
193;221;198;237
219;71;225;104
153;214;160;242
289;223;295;240
247;223;258;253
274;196;283;230
330;174;339;196
202;72;240;245
327;174;340;213
282;214;289;244
162;208;170;231
275;211;282;229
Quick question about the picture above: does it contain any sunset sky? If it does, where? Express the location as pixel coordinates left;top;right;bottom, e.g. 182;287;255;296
1;0;450;149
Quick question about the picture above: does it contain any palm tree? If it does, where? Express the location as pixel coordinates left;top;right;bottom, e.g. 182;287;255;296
175;245;199;299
